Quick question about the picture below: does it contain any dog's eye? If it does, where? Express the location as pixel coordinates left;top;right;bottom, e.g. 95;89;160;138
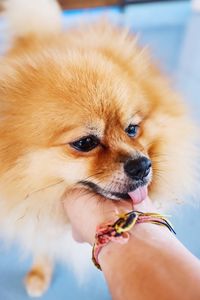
125;124;139;137
70;135;100;152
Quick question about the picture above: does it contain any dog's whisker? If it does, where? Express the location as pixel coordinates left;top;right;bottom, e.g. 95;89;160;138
24;180;64;200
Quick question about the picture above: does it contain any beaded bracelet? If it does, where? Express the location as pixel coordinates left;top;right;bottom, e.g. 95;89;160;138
92;210;175;270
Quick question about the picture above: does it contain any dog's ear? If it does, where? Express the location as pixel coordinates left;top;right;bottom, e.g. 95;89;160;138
3;0;62;44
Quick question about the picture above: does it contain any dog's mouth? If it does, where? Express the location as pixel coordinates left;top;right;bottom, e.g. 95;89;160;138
79;180;148;202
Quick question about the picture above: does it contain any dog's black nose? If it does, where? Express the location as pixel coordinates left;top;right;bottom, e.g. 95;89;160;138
124;157;151;180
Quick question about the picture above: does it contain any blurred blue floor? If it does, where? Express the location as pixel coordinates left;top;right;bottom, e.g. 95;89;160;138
0;1;200;300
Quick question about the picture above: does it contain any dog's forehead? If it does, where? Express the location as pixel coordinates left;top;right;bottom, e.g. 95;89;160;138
55;63;147;124
2;53;148;141
55;73;140;119
44;74;145;136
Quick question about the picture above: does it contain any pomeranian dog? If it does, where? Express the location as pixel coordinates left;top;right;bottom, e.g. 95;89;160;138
0;0;198;297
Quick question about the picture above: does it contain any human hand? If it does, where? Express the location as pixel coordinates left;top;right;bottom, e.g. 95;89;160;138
63;189;155;245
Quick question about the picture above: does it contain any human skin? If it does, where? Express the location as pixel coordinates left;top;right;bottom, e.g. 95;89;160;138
63;190;200;300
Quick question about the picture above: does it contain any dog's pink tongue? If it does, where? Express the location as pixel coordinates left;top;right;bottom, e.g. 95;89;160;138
128;186;148;204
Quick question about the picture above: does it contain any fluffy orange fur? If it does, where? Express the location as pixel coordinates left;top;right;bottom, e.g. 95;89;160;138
0;1;198;297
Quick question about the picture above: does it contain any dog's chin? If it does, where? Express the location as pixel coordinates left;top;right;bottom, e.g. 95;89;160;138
78;180;148;201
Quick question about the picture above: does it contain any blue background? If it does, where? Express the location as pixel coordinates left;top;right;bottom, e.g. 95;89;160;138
0;1;200;299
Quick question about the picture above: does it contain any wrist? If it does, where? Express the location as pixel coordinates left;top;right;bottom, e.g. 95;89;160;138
92;209;176;270
98;222;174;270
